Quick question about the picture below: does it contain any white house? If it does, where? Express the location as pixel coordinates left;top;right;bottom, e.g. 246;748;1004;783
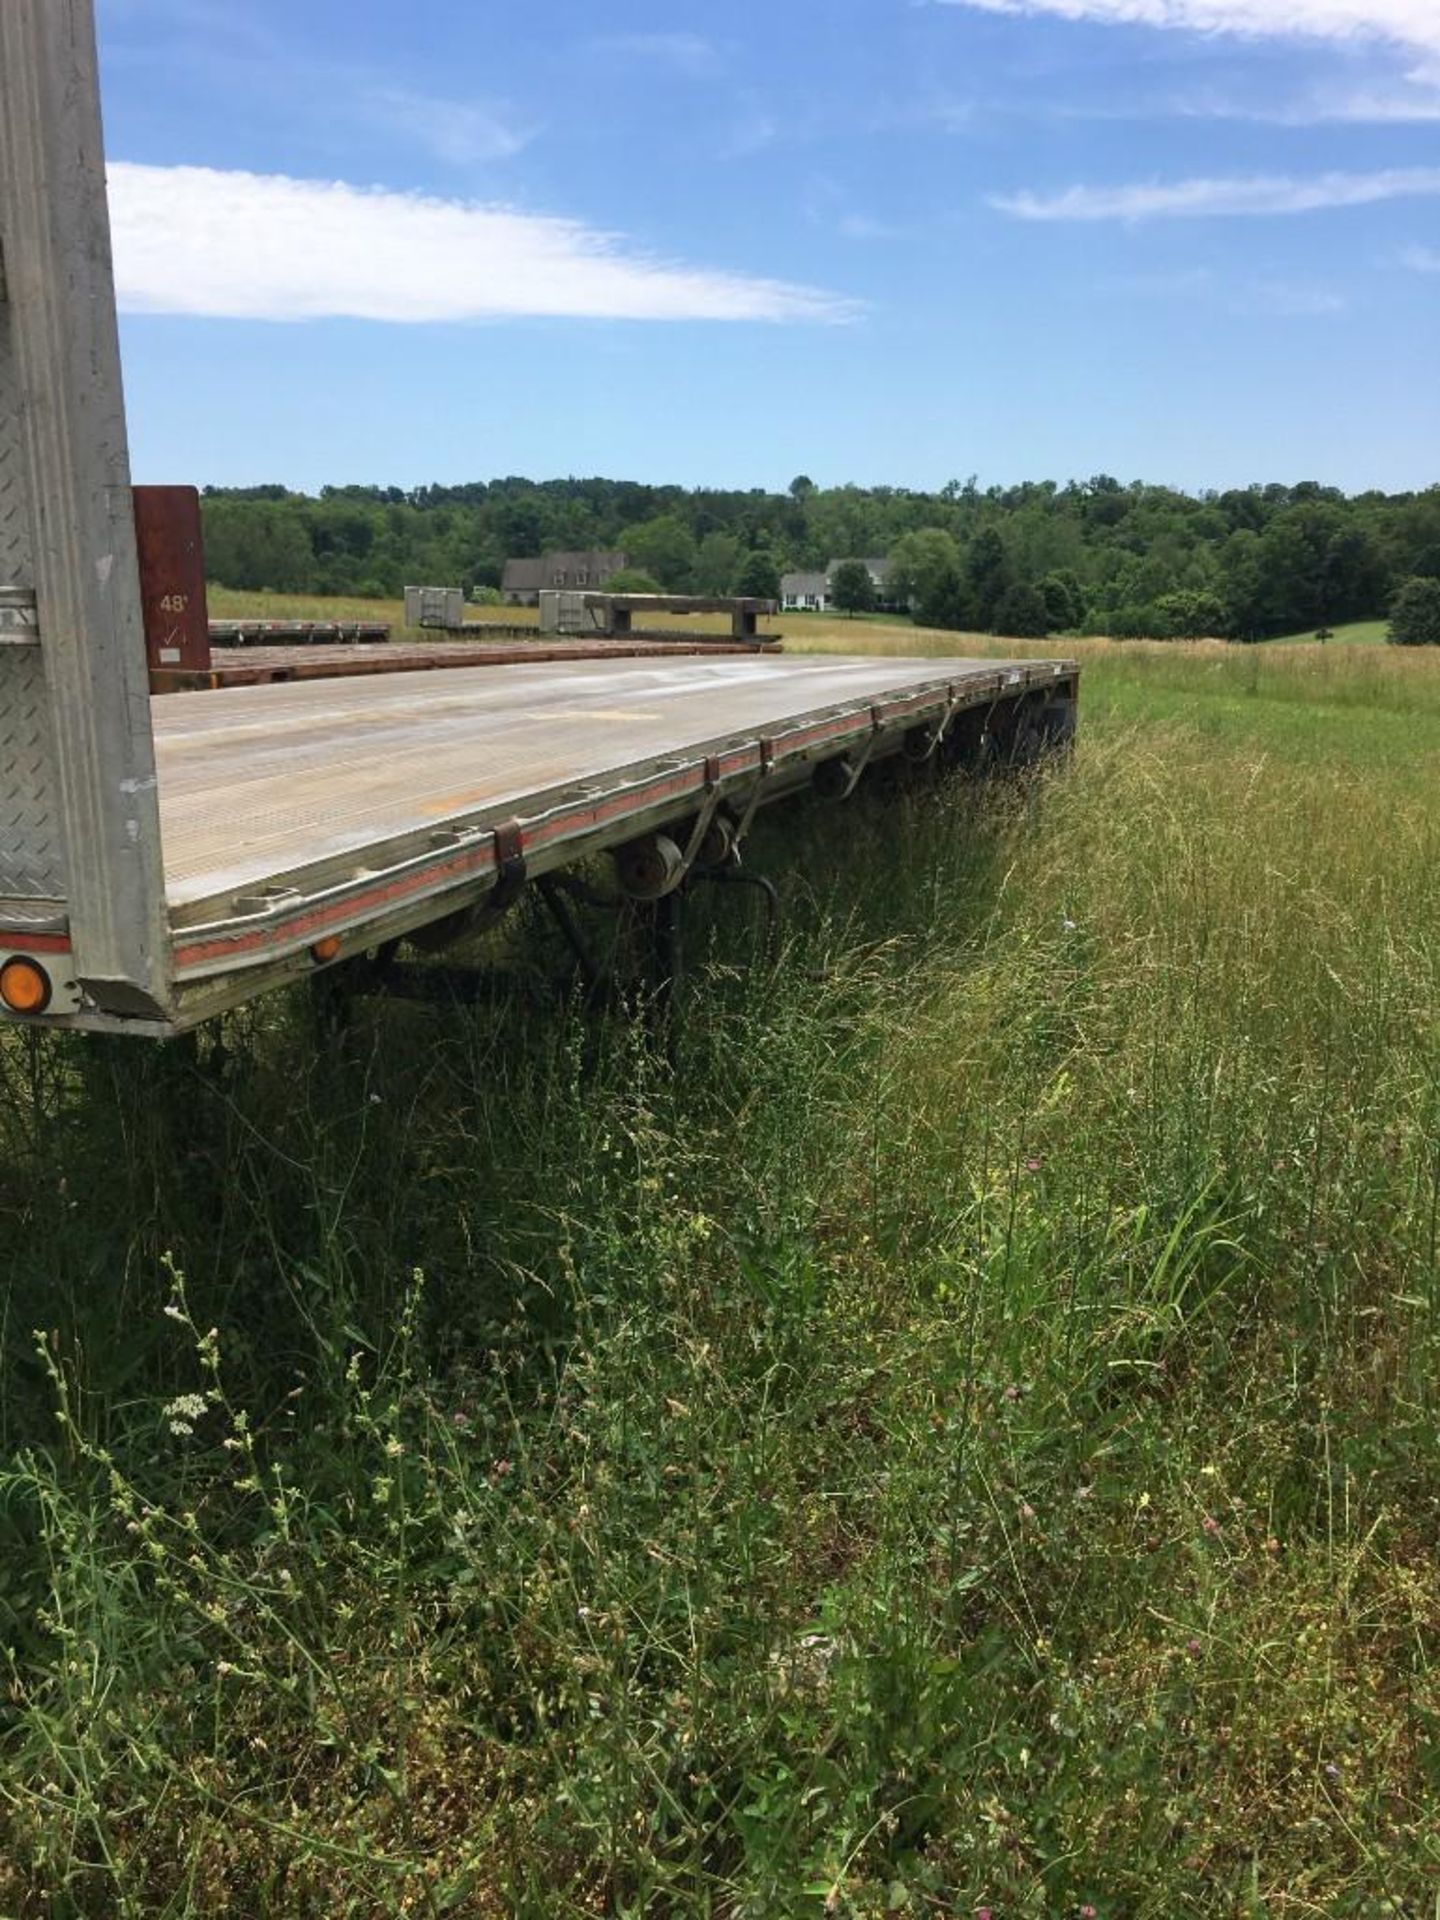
780;557;895;614
780;569;830;612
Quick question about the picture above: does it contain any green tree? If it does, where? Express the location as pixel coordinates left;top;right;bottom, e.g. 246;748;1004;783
620;514;698;591
887;529;961;613
965;528;1012;630
830;560;876;617
1388;576;1440;646
994;582;1051;638
694;531;743;595
1320;523;1388;625
1219;529;1267;640
603;567;663;593
1249;503;1386;636
195;470;1431;648
735;547;781;599
917;565;975;632
201;500;314;593
1150;589;1230;639
1038;570;1083;631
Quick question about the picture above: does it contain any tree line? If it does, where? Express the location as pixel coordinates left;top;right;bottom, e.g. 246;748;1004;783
200;473;1440;640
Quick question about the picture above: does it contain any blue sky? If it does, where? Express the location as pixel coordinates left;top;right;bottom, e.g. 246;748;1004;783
95;0;1440;494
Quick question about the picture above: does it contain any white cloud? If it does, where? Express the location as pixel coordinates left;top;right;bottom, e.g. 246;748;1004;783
1112;264;1217;294
599;33;721;75
1401;244;1440;269
357;88;537;165
1242;280;1347;313
837;212;903;239
936;0;1440;56
992;165;1440;219
100;0;282;56
868;91;978;134
1175;78;1440;121
720;101;783;157
1106;264;1344;310
107;163;853;324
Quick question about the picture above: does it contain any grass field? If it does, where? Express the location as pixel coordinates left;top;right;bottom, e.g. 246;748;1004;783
1266;620;1391;649
1;626;1439;1915
202;588;1403;657
206;585;537;638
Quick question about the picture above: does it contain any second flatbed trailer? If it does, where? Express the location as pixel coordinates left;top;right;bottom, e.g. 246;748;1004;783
0;0;1078;1039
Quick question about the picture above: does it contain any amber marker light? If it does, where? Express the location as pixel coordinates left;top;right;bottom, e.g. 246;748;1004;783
0;956;52;1015
310;936;342;964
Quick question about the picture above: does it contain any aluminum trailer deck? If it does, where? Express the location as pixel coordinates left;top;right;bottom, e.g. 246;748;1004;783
149;651;1074;1028
2;631;1077;1034
0;0;1078;1036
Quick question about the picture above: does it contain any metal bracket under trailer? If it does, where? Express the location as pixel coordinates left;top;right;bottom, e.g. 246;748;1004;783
0;0;1078;1037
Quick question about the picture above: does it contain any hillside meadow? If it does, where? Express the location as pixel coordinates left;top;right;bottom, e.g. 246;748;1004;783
203;586;1400;656
0;624;1437;1915
1269;621;1391;649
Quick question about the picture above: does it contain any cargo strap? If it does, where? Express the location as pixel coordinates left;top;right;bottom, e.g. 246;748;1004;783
918;685;960;760
674;756;725;877
836;705;886;798
491;819;527;907
732;738;776;848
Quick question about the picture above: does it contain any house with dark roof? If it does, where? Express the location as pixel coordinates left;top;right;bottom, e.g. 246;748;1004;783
502;550;629;605
780;556;897;613
779;569;830;612
830;557;896;606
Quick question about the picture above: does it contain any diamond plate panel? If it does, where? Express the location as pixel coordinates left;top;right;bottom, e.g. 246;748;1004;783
0;8;171;1009
0;279;64;904
0;642;65;899
0;299;32;590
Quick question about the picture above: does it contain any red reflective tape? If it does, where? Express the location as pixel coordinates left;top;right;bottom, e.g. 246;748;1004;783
173;844;496;969
0;931;71;955
525;766;703;851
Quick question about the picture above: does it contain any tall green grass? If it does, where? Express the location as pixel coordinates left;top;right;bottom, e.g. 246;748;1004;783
1266;620;1390;649
1;642;1439;1915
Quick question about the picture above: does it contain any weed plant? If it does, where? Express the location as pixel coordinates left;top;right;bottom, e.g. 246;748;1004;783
0;644;1437;1915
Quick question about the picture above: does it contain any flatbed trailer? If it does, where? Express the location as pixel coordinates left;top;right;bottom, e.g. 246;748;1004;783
151;634;783;693
0;0;1078;1038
